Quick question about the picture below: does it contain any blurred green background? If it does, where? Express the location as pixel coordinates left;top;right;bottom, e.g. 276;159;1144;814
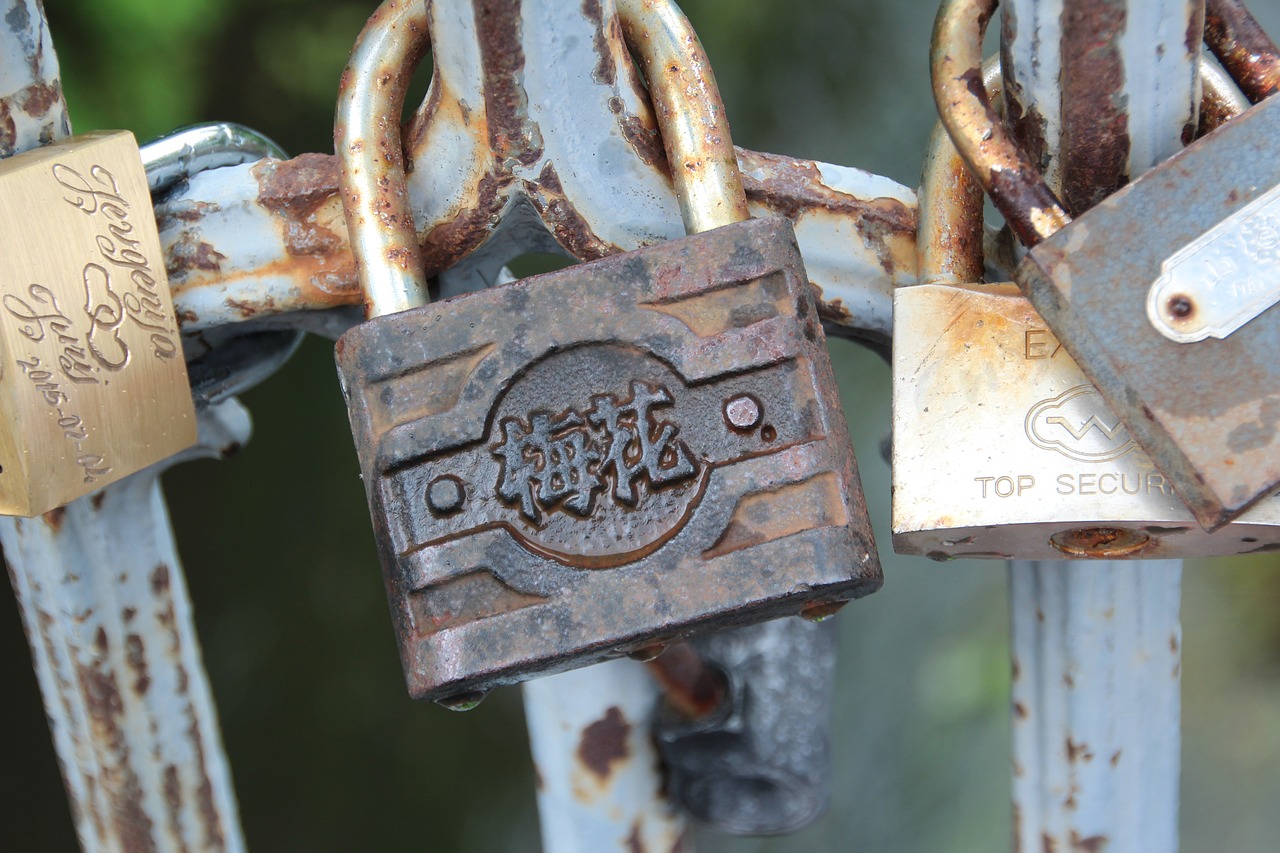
2;0;1280;850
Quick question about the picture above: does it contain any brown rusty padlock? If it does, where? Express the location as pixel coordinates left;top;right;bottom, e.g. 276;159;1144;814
333;0;881;705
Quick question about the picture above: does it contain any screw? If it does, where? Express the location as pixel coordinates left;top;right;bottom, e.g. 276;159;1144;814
724;394;761;430
427;475;465;514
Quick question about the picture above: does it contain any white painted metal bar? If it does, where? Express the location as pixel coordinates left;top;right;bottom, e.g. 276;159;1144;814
1003;1;1200;849
0;2;247;849
523;660;691;853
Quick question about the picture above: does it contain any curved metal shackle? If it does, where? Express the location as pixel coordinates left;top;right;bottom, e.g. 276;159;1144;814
926;0;1254;257
336;0;431;319
930;0;1072;249
337;0;750;320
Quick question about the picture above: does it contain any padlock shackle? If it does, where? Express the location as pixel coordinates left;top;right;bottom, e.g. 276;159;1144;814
336;0;432;319
1205;0;1280;104
919;53;1249;283
930;0;1071;249
616;0;750;234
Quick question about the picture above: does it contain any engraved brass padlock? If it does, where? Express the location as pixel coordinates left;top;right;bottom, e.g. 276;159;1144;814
333;0;880;704
896;61;1280;560
933;0;1280;531
0;131;195;516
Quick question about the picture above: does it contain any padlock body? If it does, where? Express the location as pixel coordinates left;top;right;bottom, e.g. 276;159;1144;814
1017;94;1280;531
893;282;1280;560
337;217;880;701
0;131;195;515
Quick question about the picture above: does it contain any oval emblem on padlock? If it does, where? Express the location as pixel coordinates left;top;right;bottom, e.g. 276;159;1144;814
488;344;709;567
1024;385;1137;463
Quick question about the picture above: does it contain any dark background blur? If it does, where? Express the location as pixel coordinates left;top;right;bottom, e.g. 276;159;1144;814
3;1;1280;850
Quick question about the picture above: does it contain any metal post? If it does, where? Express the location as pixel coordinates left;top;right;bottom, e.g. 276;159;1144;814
0;2;247;848
523;660;691;853
1002;1;1201;849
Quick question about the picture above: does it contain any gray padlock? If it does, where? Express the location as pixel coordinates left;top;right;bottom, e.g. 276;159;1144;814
653;618;837;835
932;0;1280;532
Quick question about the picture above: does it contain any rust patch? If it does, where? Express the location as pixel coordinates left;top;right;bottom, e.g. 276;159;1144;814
125;632;150;696
1014;701;1029;720
1070;831;1108;852
626;820;644;853
419;170;507;276
77;660;158;852
1001;11;1050;178
645;643;727;720
608;95;668;171
91;491;106;511
739;148;915;280
166;232;227;274
16;80;61;118
1058;0;1130;215
1110;749;1122;767
1205;0;1280;103
43;505;66;532
531;162;619;263
163;764;183;850
1043;832;1056;853
0;99;16;157
1065;737;1093;763
151;563;171;595
253;154;347;257
582;0;615;85
475;0;543;167
577;705;631;781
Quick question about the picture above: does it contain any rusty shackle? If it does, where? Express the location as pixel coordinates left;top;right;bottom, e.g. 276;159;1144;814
336;0;750;319
929;0;1256;254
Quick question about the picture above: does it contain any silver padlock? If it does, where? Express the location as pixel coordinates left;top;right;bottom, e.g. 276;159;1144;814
893;73;1280;561
932;0;1280;531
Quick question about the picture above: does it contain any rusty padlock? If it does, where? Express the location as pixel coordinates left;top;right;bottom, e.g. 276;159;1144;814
893;90;1280;560
933;0;1280;532
333;0;881;705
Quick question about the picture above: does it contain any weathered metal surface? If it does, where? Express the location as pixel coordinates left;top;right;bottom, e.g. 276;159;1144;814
932;0;1071;248
159;146;912;345
654;617;837;836
0;0;68;160
1205;0;1280;103
1001;2;1194;850
335;217;880;703
524;659;690;853
3;400;251;853
1017;93;1280;530
336;0;431;318
893;280;1280;559
1010;560;1181;853
643;642;727;721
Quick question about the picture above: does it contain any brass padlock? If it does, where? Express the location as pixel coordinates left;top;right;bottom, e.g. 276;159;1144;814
894;67;1280;560
933;0;1280;531
0;131;195;516
333;0;880;704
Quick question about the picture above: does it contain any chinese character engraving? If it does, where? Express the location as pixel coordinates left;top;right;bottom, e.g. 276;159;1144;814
492;381;698;523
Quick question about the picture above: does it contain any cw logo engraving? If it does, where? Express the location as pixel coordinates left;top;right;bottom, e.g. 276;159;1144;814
1024;385;1137;463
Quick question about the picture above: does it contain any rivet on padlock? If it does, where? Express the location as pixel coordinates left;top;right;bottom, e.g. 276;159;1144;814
334;0;880;705
0;131;197;516
896;54;1280;560
932;0;1280;531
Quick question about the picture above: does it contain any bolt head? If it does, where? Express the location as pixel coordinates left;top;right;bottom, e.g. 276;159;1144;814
427;475;465;514
724;394;761;430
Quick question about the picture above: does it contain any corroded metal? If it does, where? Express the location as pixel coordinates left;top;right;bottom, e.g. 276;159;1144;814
1000;2;1195;851
336;217;881;702
336;0;431;317
0;0;68;160
1205;0;1280;103
159;146;913;345
523;660;690;853
654;617;838;836
2;401;251;853
615;0;749;233
931;0;1071;247
1016;94;1280;530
